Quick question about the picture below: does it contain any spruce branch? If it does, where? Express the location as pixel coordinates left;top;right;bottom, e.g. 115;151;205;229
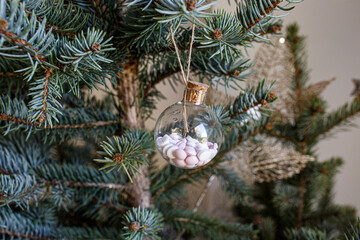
48;120;119;129
305;97;360;143
164;209;255;239
155;0;216;26
197;10;246;61
24;0;98;36
213;165;251;204
0;112;39;127
236;0;297;32
0;208;120;239
27;71;62;127
95;130;154;182
345;218;360;240
0;0;117;128
284;227;330;240
0;229;52;240
192;49;252;90
229;79;276;119
35;163;127;191
0;95;119;140
0;1;56;64
50;179;126;191
122;207;164;240
240;0;281;31
0;71;22;77
40;68;53;123
1;157;127;206
0;95;38;134
0;174;41;204
56;28;115;72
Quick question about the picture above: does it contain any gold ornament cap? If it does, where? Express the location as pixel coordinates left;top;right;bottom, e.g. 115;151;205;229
185;81;209;104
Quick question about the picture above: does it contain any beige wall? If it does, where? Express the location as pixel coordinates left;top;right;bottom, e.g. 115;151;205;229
147;0;360;213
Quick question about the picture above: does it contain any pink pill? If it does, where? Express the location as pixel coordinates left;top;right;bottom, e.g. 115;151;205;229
172;149;187;160
173;159;186;167
207;142;214;148
185;156;199;165
184;146;197;156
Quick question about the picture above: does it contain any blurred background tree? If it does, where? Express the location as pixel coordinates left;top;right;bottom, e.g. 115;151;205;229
232;23;359;240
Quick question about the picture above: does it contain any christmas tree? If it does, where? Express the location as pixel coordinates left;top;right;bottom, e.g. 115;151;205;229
0;0;359;239
233;24;360;239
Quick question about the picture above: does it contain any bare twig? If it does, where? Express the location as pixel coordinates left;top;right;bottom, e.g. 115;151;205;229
175;175;216;240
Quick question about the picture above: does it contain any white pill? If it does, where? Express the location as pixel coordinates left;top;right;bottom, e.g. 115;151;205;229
176;139;186;149
166;146;180;159
209;149;218;159
184;146;196;156
173;159;187;167
197;149;213;161
156;137;170;147
213;143;218;150
185;156;199;165
176;142;186;149
162;143;174;157
186;141;197;148
173;149;187;160
196;142;208;150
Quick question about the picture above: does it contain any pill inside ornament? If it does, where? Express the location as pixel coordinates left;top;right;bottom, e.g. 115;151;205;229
154;81;223;169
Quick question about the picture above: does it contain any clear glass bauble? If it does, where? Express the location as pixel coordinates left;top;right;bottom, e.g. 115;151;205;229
154;101;223;169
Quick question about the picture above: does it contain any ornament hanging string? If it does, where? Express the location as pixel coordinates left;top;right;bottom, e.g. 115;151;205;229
169;22;196;134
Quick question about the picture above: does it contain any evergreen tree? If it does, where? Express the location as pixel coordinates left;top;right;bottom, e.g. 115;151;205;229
0;0;358;239
234;24;360;240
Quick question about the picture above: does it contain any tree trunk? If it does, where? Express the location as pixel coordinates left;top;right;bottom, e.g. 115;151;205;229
116;58;151;208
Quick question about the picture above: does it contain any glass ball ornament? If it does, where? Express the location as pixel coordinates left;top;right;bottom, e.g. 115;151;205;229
154;81;223;169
